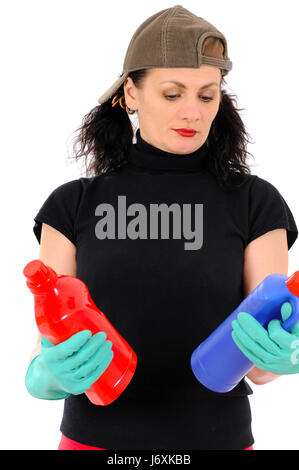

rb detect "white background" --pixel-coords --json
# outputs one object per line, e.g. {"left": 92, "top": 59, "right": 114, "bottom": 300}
{"left": 1, "top": 0, "right": 298, "bottom": 450}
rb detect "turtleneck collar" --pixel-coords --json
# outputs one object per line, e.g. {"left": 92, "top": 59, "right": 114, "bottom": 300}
{"left": 127, "top": 128, "right": 209, "bottom": 172}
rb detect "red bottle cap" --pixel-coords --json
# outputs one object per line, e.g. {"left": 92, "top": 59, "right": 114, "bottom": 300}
{"left": 23, "top": 260, "right": 49, "bottom": 285}
{"left": 286, "top": 271, "right": 299, "bottom": 297}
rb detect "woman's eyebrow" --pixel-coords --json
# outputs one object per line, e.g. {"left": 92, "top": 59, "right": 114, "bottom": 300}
{"left": 159, "top": 80, "right": 219, "bottom": 89}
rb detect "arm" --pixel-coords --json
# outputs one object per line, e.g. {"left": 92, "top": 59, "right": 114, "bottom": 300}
{"left": 26, "top": 223, "right": 113, "bottom": 400}
{"left": 28, "top": 222, "right": 77, "bottom": 362}
{"left": 243, "top": 228, "right": 288, "bottom": 385}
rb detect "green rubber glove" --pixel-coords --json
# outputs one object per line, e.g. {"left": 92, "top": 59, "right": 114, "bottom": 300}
{"left": 231, "top": 302, "right": 299, "bottom": 375}
{"left": 25, "top": 330, "right": 114, "bottom": 400}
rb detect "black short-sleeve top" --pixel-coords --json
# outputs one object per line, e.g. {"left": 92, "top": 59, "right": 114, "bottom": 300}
{"left": 32, "top": 128, "right": 298, "bottom": 450}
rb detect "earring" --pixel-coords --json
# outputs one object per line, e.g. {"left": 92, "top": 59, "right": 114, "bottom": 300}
{"left": 111, "top": 93, "right": 136, "bottom": 115}
{"left": 126, "top": 105, "right": 136, "bottom": 115}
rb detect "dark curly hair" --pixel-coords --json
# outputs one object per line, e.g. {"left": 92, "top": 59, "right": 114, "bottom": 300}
{"left": 69, "top": 69, "right": 255, "bottom": 190}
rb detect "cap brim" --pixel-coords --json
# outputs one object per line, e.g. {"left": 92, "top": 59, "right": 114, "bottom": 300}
{"left": 97, "top": 72, "right": 129, "bottom": 104}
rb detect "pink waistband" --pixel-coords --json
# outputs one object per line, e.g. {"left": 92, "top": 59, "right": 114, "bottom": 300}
{"left": 58, "top": 434, "right": 106, "bottom": 450}
{"left": 58, "top": 434, "right": 253, "bottom": 450}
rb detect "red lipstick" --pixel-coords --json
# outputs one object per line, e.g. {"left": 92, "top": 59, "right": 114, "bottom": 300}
{"left": 173, "top": 128, "right": 197, "bottom": 137}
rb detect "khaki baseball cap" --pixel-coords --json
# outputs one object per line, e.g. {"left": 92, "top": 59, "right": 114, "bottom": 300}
{"left": 97, "top": 4, "right": 232, "bottom": 104}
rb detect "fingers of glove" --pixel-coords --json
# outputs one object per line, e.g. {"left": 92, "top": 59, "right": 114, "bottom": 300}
{"left": 279, "top": 302, "right": 299, "bottom": 336}
{"left": 233, "top": 312, "right": 281, "bottom": 356}
{"left": 267, "top": 318, "right": 298, "bottom": 350}
{"left": 232, "top": 317, "right": 279, "bottom": 360}
{"left": 280, "top": 302, "right": 293, "bottom": 322}
{"left": 70, "top": 338, "right": 113, "bottom": 379}
{"left": 44, "top": 330, "right": 92, "bottom": 363}
{"left": 85, "top": 348, "right": 114, "bottom": 386}
{"left": 69, "top": 349, "right": 114, "bottom": 395}
{"left": 231, "top": 330, "right": 269, "bottom": 370}
{"left": 63, "top": 332, "right": 109, "bottom": 371}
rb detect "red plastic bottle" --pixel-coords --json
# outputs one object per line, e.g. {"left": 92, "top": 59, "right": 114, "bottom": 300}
{"left": 23, "top": 259, "right": 137, "bottom": 406}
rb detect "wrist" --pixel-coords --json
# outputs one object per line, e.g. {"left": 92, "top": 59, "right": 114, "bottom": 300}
{"left": 246, "top": 366, "right": 281, "bottom": 385}
{"left": 25, "top": 355, "right": 70, "bottom": 400}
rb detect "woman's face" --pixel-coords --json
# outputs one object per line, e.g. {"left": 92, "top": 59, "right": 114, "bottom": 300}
{"left": 123, "top": 66, "right": 222, "bottom": 154}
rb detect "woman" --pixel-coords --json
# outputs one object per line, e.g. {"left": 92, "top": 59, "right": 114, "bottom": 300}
{"left": 25, "top": 5, "right": 298, "bottom": 450}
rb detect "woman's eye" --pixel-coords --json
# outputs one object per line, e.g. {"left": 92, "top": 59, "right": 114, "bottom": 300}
{"left": 165, "top": 94, "right": 213, "bottom": 102}
{"left": 165, "top": 95, "right": 178, "bottom": 100}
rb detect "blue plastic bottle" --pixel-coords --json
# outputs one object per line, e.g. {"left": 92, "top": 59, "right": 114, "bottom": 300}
{"left": 191, "top": 271, "right": 299, "bottom": 393}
